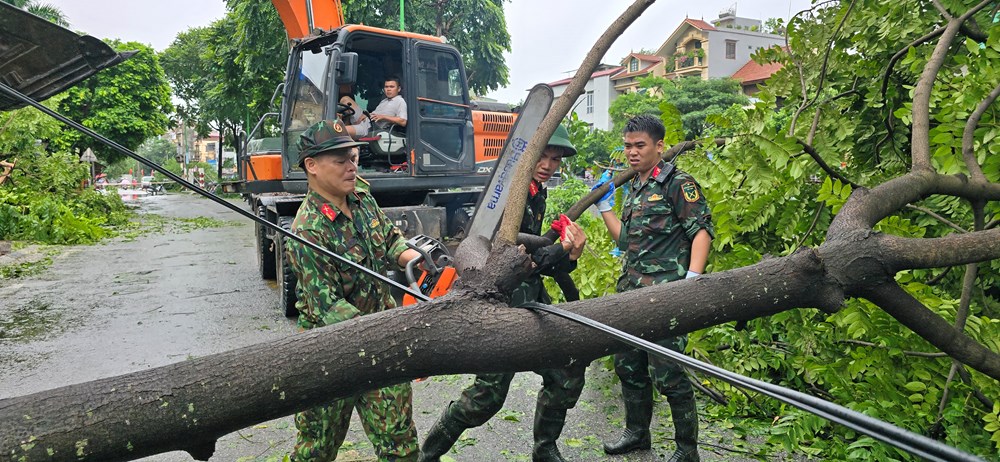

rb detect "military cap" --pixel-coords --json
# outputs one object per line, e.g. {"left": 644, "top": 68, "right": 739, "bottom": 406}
{"left": 547, "top": 124, "right": 577, "bottom": 157}
{"left": 296, "top": 119, "right": 366, "bottom": 167}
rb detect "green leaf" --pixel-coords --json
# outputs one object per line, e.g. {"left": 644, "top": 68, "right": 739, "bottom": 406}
{"left": 903, "top": 382, "right": 926, "bottom": 392}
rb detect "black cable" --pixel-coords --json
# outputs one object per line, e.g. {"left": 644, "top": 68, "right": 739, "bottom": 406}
{"left": 0, "top": 82, "right": 429, "bottom": 303}
{"left": 516, "top": 302, "right": 985, "bottom": 462}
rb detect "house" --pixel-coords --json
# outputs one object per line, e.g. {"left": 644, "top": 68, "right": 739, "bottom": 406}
{"left": 611, "top": 53, "right": 665, "bottom": 94}
{"left": 654, "top": 9, "right": 785, "bottom": 81}
{"left": 545, "top": 8, "right": 786, "bottom": 130}
{"left": 730, "top": 59, "right": 784, "bottom": 97}
{"left": 164, "top": 126, "right": 225, "bottom": 164}
{"left": 548, "top": 64, "right": 623, "bottom": 130}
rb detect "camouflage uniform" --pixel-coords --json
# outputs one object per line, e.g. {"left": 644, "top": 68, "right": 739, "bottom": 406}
{"left": 286, "top": 181, "right": 419, "bottom": 461}
{"left": 608, "top": 160, "right": 713, "bottom": 460}
{"left": 421, "top": 179, "right": 586, "bottom": 462}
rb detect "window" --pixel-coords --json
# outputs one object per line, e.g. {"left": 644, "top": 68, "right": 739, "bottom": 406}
{"left": 205, "top": 142, "right": 216, "bottom": 153}
{"left": 585, "top": 91, "right": 594, "bottom": 114}
{"left": 726, "top": 40, "right": 737, "bottom": 59}
{"left": 629, "top": 58, "right": 638, "bottom": 72}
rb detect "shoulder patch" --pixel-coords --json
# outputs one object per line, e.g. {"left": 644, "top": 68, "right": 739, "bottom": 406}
{"left": 681, "top": 181, "right": 700, "bottom": 203}
{"left": 320, "top": 203, "right": 338, "bottom": 221}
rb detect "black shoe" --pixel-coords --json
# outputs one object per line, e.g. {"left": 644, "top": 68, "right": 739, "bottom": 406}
{"left": 532, "top": 444, "right": 567, "bottom": 462}
{"left": 602, "top": 427, "right": 651, "bottom": 455}
{"left": 418, "top": 403, "right": 466, "bottom": 462}
{"left": 532, "top": 403, "right": 569, "bottom": 462}
{"left": 665, "top": 447, "right": 700, "bottom": 462}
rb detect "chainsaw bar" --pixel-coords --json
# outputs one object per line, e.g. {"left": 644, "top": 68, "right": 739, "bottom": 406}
{"left": 465, "top": 83, "right": 554, "bottom": 242}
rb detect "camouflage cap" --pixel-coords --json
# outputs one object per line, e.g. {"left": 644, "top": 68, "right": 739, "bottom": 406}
{"left": 296, "top": 120, "right": 366, "bottom": 167}
{"left": 547, "top": 124, "right": 576, "bottom": 157}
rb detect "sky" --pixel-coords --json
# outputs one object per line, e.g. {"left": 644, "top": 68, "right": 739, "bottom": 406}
{"left": 43, "top": 0, "right": 812, "bottom": 103}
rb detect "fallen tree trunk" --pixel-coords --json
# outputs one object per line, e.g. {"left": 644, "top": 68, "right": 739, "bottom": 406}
{"left": 1, "top": 247, "right": 835, "bottom": 462}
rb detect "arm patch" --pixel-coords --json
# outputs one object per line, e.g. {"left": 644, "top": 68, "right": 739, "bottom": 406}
{"left": 681, "top": 181, "right": 700, "bottom": 203}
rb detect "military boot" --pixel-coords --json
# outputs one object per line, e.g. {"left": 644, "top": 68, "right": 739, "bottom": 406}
{"left": 418, "top": 403, "right": 467, "bottom": 462}
{"left": 665, "top": 395, "right": 699, "bottom": 462}
{"left": 532, "top": 402, "right": 568, "bottom": 462}
{"left": 603, "top": 386, "right": 653, "bottom": 455}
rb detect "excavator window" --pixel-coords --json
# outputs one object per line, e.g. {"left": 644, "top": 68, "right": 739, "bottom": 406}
{"left": 286, "top": 48, "right": 329, "bottom": 167}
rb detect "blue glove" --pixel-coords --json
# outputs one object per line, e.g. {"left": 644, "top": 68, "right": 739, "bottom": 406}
{"left": 686, "top": 270, "right": 700, "bottom": 279}
{"left": 591, "top": 170, "right": 615, "bottom": 212}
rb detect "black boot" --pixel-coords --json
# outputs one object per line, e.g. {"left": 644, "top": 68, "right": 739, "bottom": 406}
{"left": 532, "top": 402, "right": 568, "bottom": 462}
{"left": 603, "top": 386, "right": 653, "bottom": 455}
{"left": 418, "top": 403, "right": 467, "bottom": 462}
{"left": 665, "top": 395, "right": 699, "bottom": 462}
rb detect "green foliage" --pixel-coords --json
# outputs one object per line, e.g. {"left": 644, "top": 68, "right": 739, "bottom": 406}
{"left": 608, "top": 76, "right": 748, "bottom": 139}
{"left": 52, "top": 40, "right": 172, "bottom": 164}
{"left": 2, "top": 0, "right": 69, "bottom": 26}
{"left": 0, "top": 143, "right": 129, "bottom": 244}
{"left": 564, "top": 1, "right": 1000, "bottom": 459}
{"left": 542, "top": 178, "right": 621, "bottom": 303}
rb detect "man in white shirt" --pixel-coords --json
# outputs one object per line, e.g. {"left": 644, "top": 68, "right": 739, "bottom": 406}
{"left": 341, "top": 76, "right": 407, "bottom": 139}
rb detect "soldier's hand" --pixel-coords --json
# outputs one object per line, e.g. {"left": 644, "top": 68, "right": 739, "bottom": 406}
{"left": 566, "top": 222, "right": 586, "bottom": 260}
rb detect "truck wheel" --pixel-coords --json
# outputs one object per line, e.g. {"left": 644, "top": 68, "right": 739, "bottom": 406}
{"left": 275, "top": 217, "right": 299, "bottom": 318}
{"left": 256, "top": 205, "right": 276, "bottom": 280}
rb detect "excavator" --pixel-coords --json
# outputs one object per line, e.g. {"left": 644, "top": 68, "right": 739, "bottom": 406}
{"left": 242, "top": 0, "right": 523, "bottom": 315}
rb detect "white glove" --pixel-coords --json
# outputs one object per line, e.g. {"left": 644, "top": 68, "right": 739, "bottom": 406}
{"left": 686, "top": 270, "right": 700, "bottom": 279}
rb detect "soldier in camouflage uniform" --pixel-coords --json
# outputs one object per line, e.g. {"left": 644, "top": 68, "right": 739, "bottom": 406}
{"left": 595, "top": 114, "right": 713, "bottom": 462}
{"left": 285, "top": 119, "right": 423, "bottom": 461}
{"left": 420, "top": 124, "right": 588, "bottom": 462}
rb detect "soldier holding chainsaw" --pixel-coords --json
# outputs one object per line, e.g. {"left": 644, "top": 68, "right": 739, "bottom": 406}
{"left": 285, "top": 119, "right": 423, "bottom": 462}
{"left": 420, "top": 124, "right": 588, "bottom": 462}
{"left": 595, "top": 114, "right": 713, "bottom": 462}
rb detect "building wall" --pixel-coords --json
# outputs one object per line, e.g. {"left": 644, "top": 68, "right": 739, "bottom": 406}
{"left": 706, "top": 29, "right": 783, "bottom": 78}
{"left": 552, "top": 74, "right": 617, "bottom": 130}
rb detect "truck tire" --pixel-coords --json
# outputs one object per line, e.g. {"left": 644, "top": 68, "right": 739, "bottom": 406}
{"left": 256, "top": 205, "right": 276, "bottom": 280}
{"left": 275, "top": 217, "right": 299, "bottom": 318}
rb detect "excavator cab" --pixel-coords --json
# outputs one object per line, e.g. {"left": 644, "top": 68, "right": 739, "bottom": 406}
{"left": 277, "top": 26, "right": 482, "bottom": 198}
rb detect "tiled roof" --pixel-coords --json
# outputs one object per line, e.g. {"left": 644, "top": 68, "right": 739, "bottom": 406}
{"left": 548, "top": 66, "right": 624, "bottom": 87}
{"left": 684, "top": 18, "right": 717, "bottom": 31}
{"left": 731, "top": 59, "right": 783, "bottom": 84}
{"left": 611, "top": 62, "right": 660, "bottom": 81}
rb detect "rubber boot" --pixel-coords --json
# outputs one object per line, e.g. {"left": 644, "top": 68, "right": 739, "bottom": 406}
{"left": 665, "top": 395, "right": 699, "bottom": 462}
{"left": 418, "top": 403, "right": 467, "bottom": 462}
{"left": 532, "top": 402, "right": 568, "bottom": 462}
{"left": 603, "top": 386, "right": 653, "bottom": 455}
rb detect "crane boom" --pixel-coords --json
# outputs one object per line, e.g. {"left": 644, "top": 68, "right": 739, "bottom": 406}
{"left": 271, "top": 0, "right": 345, "bottom": 40}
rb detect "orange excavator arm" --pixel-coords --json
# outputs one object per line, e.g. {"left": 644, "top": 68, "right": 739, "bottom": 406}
{"left": 271, "top": 0, "right": 345, "bottom": 40}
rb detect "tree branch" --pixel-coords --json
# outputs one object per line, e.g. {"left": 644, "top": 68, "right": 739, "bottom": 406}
{"left": 905, "top": 204, "right": 967, "bottom": 234}
{"left": 863, "top": 282, "right": 1000, "bottom": 380}
{"left": 931, "top": 0, "right": 953, "bottom": 19}
{"left": 911, "top": 0, "right": 994, "bottom": 170}
{"left": 837, "top": 339, "right": 948, "bottom": 358}
{"left": 797, "top": 139, "right": 859, "bottom": 188}
{"left": 495, "top": 0, "right": 656, "bottom": 243}
{"left": 880, "top": 228, "right": 1000, "bottom": 271}
{"left": 788, "top": 0, "right": 856, "bottom": 138}
{"left": 961, "top": 81, "right": 1000, "bottom": 181}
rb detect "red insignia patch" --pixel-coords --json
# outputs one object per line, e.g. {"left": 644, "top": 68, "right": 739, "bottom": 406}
{"left": 320, "top": 203, "right": 338, "bottom": 221}
{"left": 529, "top": 181, "right": 540, "bottom": 197}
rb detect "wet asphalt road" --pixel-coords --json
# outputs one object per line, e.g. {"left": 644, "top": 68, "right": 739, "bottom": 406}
{"left": 0, "top": 192, "right": 783, "bottom": 462}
